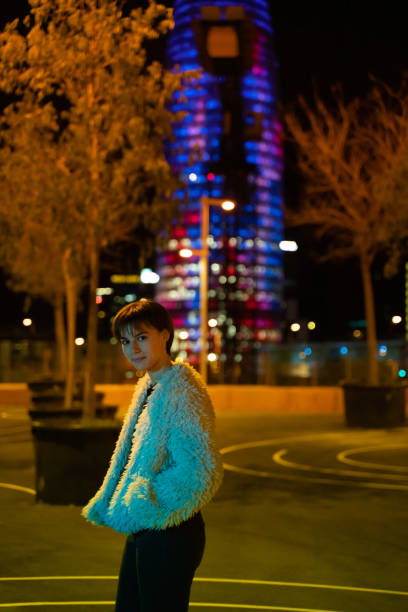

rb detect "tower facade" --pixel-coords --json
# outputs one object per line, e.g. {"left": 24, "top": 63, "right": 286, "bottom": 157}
{"left": 155, "top": 1, "right": 284, "bottom": 382}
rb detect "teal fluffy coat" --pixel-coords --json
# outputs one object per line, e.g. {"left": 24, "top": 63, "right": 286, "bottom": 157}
{"left": 82, "top": 361, "right": 223, "bottom": 534}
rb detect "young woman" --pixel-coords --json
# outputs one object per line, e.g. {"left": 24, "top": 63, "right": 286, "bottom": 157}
{"left": 82, "top": 299, "right": 223, "bottom": 611}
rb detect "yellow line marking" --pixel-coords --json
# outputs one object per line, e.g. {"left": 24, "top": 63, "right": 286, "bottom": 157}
{"left": 337, "top": 445, "right": 408, "bottom": 473}
{"left": 195, "top": 577, "right": 408, "bottom": 597}
{"left": 0, "top": 603, "right": 113, "bottom": 608}
{"left": 220, "top": 434, "right": 343, "bottom": 455}
{"left": 222, "top": 462, "right": 281, "bottom": 479}
{"left": 0, "top": 482, "right": 35, "bottom": 495}
{"left": 220, "top": 436, "right": 408, "bottom": 491}
{"left": 273, "top": 449, "right": 408, "bottom": 481}
{"left": 190, "top": 605, "right": 340, "bottom": 611}
{"left": 0, "top": 604, "right": 340, "bottom": 611}
{"left": 1, "top": 576, "right": 407, "bottom": 597}
{"left": 223, "top": 460, "right": 408, "bottom": 491}
{"left": 0, "top": 577, "right": 117, "bottom": 581}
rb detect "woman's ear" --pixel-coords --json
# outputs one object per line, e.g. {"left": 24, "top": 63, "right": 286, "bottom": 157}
{"left": 162, "top": 329, "right": 170, "bottom": 343}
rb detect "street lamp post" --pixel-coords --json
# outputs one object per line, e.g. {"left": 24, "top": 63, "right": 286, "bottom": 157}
{"left": 199, "top": 197, "right": 210, "bottom": 384}
{"left": 180, "top": 196, "right": 235, "bottom": 384}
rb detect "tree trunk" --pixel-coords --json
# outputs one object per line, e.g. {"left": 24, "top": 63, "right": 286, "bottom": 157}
{"left": 54, "top": 291, "right": 66, "bottom": 381}
{"left": 62, "top": 249, "right": 78, "bottom": 409}
{"left": 83, "top": 241, "right": 99, "bottom": 420}
{"left": 360, "top": 251, "right": 379, "bottom": 386}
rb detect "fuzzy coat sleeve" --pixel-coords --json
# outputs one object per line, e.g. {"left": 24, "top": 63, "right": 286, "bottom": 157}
{"left": 81, "top": 379, "right": 148, "bottom": 526}
{"left": 122, "top": 379, "right": 223, "bottom": 528}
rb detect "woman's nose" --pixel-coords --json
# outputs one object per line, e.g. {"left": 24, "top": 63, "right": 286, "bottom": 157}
{"left": 132, "top": 340, "right": 141, "bottom": 352}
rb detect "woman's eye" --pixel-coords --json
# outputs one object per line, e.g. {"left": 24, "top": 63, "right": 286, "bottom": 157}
{"left": 120, "top": 335, "right": 146, "bottom": 344}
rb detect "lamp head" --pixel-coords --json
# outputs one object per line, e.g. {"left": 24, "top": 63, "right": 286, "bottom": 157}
{"left": 221, "top": 200, "right": 236, "bottom": 211}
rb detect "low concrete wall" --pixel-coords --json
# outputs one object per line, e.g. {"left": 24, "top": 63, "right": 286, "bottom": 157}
{"left": 2, "top": 383, "right": 406, "bottom": 421}
{"left": 0, "top": 383, "right": 30, "bottom": 406}
{"left": 0, "top": 383, "right": 345, "bottom": 419}
{"left": 96, "top": 385, "right": 346, "bottom": 419}
{"left": 207, "top": 385, "right": 344, "bottom": 415}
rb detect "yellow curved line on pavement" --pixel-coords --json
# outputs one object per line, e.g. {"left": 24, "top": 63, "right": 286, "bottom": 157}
{"left": 0, "top": 577, "right": 117, "bottom": 581}
{"left": 1, "top": 575, "right": 407, "bottom": 597}
{"left": 337, "top": 445, "right": 408, "bottom": 473}
{"left": 197, "top": 577, "right": 408, "bottom": 596}
{"left": 0, "top": 482, "right": 35, "bottom": 495}
{"left": 220, "top": 435, "right": 408, "bottom": 491}
{"left": 0, "top": 603, "right": 113, "bottom": 608}
{"left": 224, "top": 459, "right": 408, "bottom": 491}
{"left": 0, "top": 604, "right": 339, "bottom": 611}
{"left": 192, "top": 605, "right": 338, "bottom": 611}
{"left": 273, "top": 449, "right": 408, "bottom": 481}
{"left": 220, "top": 433, "right": 343, "bottom": 455}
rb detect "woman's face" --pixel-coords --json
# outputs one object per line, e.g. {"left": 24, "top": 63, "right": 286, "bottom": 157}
{"left": 119, "top": 322, "right": 171, "bottom": 373}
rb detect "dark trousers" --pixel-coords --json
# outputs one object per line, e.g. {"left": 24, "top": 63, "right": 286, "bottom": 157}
{"left": 115, "top": 511, "right": 205, "bottom": 612}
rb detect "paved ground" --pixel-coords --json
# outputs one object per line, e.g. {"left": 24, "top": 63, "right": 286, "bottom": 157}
{"left": 0, "top": 405, "right": 407, "bottom": 611}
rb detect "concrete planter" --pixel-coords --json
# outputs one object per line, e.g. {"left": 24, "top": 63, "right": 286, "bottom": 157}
{"left": 29, "top": 388, "right": 109, "bottom": 421}
{"left": 342, "top": 383, "right": 406, "bottom": 428}
{"left": 27, "top": 379, "right": 65, "bottom": 394}
{"left": 28, "top": 404, "right": 118, "bottom": 420}
{"left": 30, "top": 392, "right": 65, "bottom": 411}
{"left": 31, "top": 418, "right": 122, "bottom": 505}
{"left": 30, "top": 390, "right": 105, "bottom": 409}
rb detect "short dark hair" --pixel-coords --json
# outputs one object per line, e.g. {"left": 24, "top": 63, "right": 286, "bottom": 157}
{"left": 112, "top": 299, "right": 174, "bottom": 356}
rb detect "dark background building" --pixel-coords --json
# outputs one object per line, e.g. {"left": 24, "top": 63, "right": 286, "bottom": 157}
{"left": 156, "top": 0, "right": 283, "bottom": 380}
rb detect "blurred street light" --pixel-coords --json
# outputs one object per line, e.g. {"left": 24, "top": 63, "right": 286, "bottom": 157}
{"left": 379, "top": 345, "right": 387, "bottom": 356}
{"left": 140, "top": 268, "right": 160, "bottom": 284}
{"left": 221, "top": 200, "right": 235, "bottom": 211}
{"left": 279, "top": 240, "right": 298, "bottom": 252}
{"left": 180, "top": 248, "right": 193, "bottom": 258}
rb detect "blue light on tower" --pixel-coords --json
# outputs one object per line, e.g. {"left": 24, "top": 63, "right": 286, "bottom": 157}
{"left": 156, "top": 1, "right": 284, "bottom": 373}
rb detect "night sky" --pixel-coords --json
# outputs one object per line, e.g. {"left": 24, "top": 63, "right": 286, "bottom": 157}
{"left": 1, "top": 1, "right": 408, "bottom": 342}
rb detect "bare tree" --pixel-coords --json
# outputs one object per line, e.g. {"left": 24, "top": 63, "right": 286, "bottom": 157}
{"left": 284, "top": 83, "right": 408, "bottom": 386}
{"left": 0, "top": 100, "right": 88, "bottom": 405}
{"left": 0, "top": 0, "right": 194, "bottom": 417}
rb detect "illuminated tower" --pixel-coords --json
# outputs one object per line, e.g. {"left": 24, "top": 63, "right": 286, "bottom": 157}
{"left": 156, "top": 1, "right": 284, "bottom": 382}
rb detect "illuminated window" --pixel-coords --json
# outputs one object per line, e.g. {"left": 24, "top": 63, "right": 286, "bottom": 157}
{"left": 207, "top": 26, "right": 239, "bottom": 58}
